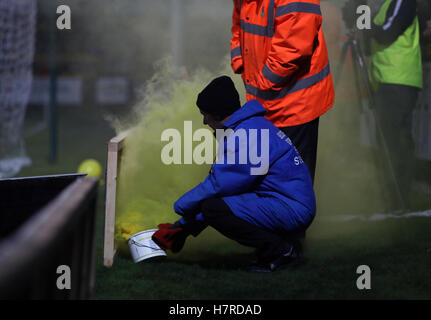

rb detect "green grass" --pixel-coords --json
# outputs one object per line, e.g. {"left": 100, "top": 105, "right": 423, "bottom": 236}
{"left": 18, "top": 104, "right": 431, "bottom": 300}
{"left": 94, "top": 217, "right": 431, "bottom": 300}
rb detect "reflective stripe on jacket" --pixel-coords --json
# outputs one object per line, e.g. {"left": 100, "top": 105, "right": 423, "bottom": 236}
{"left": 230, "top": 0, "right": 335, "bottom": 127}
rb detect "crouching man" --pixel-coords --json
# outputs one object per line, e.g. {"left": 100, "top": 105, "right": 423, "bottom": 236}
{"left": 152, "top": 76, "right": 316, "bottom": 272}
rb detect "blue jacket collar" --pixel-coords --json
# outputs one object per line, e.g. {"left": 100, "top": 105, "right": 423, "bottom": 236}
{"left": 223, "top": 100, "right": 266, "bottom": 128}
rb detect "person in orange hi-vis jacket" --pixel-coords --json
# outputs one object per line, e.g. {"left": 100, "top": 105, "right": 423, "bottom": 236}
{"left": 230, "top": 0, "right": 335, "bottom": 184}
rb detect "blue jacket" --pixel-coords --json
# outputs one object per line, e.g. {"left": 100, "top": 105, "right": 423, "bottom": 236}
{"left": 174, "top": 100, "right": 316, "bottom": 233}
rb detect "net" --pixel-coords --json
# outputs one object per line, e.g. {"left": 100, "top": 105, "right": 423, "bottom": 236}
{"left": 0, "top": 0, "right": 37, "bottom": 178}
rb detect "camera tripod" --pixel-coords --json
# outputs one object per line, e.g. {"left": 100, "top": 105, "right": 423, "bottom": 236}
{"left": 334, "top": 29, "right": 407, "bottom": 212}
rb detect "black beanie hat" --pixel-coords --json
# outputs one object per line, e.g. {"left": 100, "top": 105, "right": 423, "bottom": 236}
{"left": 196, "top": 76, "right": 241, "bottom": 119}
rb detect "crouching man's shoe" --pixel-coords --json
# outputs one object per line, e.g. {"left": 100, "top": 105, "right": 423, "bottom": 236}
{"left": 247, "top": 243, "right": 303, "bottom": 273}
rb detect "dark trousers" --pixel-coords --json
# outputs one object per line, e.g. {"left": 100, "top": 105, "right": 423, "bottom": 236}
{"left": 278, "top": 118, "right": 319, "bottom": 243}
{"left": 200, "top": 198, "right": 301, "bottom": 262}
{"left": 374, "top": 84, "right": 419, "bottom": 208}
{"left": 279, "top": 117, "right": 320, "bottom": 184}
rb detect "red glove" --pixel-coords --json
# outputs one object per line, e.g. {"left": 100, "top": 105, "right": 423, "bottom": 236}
{"left": 152, "top": 223, "right": 188, "bottom": 253}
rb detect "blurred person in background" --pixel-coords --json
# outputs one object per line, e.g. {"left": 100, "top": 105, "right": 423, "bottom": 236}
{"left": 343, "top": 0, "right": 423, "bottom": 210}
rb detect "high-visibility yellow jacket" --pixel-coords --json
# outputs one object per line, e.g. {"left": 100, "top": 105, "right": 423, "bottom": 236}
{"left": 371, "top": 0, "right": 423, "bottom": 89}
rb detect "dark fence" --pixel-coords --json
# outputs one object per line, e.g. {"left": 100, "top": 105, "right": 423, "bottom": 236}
{"left": 0, "top": 174, "right": 98, "bottom": 299}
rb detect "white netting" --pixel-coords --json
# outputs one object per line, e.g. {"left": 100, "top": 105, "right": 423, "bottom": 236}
{"left": 0, "top": 0, "right": 36, "bottom": 178}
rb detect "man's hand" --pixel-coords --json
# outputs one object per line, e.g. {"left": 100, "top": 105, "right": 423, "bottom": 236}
{"left": 152, "top": 223, "right": 189, "bottom": 253}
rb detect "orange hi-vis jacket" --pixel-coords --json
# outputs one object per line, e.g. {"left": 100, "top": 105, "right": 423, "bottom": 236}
{"left": 231, "top": 0, "right": 335, "bottom": 127}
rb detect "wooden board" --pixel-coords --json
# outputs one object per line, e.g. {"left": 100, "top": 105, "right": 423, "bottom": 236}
{"left": 0, "top": 175, "right": 99, "bottom": 299}
{"left": 103, "top": 132, "right": 128, "bottom": 267}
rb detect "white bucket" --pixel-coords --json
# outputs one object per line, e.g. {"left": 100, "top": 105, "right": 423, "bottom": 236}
{"left": 128, "top": 229, "right": 166, "bottom": 263}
